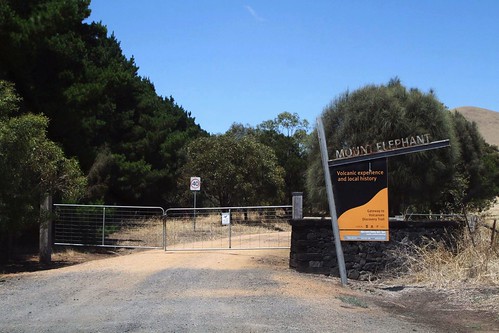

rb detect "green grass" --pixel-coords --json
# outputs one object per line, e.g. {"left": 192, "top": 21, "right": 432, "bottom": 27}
{"left": 337, "top": 295, "right": 368, "bottom": 308}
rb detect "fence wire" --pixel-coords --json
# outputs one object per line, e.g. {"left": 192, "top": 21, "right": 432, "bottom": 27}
{"left": 164, "top": 205, "right": 292, "bottom": 250}
{"left": 53, "top": 204, "right": 165, "bottom": 248}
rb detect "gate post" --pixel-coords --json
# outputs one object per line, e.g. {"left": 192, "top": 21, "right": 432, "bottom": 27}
{"left": 163, "top": 218, "right": 167, "bottom": 250}
{"left": 39, "top": 194, "right": 53, "bottom": 264}
{"left": 292, "top": 192, "right": 303, "bottom": 219}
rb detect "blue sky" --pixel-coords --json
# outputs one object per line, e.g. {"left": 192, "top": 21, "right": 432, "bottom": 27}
{"left": 88, "top": 1, "right": 499, "bottom": 134}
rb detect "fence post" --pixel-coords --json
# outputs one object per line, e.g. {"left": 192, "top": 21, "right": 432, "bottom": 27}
{"left": 492, "top": 219, "right": 497, "bottom": 247}
{"left": 163, "top": 218, "right": 167, "bottom": 251}
{"left": 39, "top": 194, "right": 52, "bottom": 264}
{"left": 292, "top": 192, "right": 303, "bottom": 220}
{"left": 228, "top": 209, "right": 232, "bottom": 249}
{"left": 102, "top": 207, "right": 106, "bottom": 246}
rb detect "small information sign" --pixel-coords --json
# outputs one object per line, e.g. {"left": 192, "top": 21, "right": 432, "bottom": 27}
{"left": 221, "top": 212, "right": 231, "bottom": 225}
{"left": 190, "top": 177, "right": 201, "bottom": 191}
{"left": 341, "top": 230, "right": 388, "bottom": 241}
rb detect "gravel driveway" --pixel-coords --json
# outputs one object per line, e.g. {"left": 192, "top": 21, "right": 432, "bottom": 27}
{"left": 0, "top": 249, "right": 437, "bottom": 332}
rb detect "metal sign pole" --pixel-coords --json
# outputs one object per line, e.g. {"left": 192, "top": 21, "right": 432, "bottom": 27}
{"left": 317, "top": 117, "right": 348, "bottom": 286}
{"left": 190, "top": 177, "right": 201, "bottom": 231}
{"left": 228, "top": 209, "right": 232, "bottom": 249}
{"left": 193, "top": 191, "right": 197, "bottom": 231}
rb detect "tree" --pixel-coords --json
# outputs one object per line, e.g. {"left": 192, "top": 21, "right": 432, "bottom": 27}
{"left": 255, "top": 112, "right": 310, "bottom": 197}
{"left": 179, "top": 134, "right": 285, "bottom": 207}
{"left": 0, "top": 0, "right": 205, "bottom": 206}
{"left": 306, "top": 79, "right": 467, "bottom": 215}
{"left": 257, "top": 111, "right": 310, "bottom": 138}
{"left": 447, "top": 111, "right": 499, "bottom": 211}
{"left": 0, "top": 80, "right": 86, "bottom": 262}
{"left": 227, "top": 112, "right": 311, "bottom": 198}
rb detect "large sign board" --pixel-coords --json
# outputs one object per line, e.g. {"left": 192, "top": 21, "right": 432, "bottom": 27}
{"left": 317, "top": 116, "right": 450, "bottom": 285}
{"left": 332, "top": 158, "right": 389, "bottom": 241}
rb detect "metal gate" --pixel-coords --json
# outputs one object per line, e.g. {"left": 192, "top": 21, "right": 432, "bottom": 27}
{"left": 53, "top": 204, "right": 165, "bottom": 249}
{"left": 164, "top": 205, "right": 292, "bottom": 250}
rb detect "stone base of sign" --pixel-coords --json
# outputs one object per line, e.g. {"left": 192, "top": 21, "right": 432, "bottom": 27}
{"left": 289, "top": 218, "right": 461, "bottom": 280}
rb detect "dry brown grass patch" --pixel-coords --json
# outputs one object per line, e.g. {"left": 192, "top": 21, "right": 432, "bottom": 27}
{"left": 392, "top": 224, "right": 498, "bottom": 288}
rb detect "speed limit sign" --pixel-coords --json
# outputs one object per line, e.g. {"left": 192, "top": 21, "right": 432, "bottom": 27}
{"left": 190, "top": 177, "right": 201, "bottom": 191}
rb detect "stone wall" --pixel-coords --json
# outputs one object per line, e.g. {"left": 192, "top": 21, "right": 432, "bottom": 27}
{"left": 289, "top": 218, "right": 461, "bottom": 280}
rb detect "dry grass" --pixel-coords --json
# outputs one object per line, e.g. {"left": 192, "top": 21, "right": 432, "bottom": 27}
{"left": 455, "top": 106, "right": 499, "bottom": 147}
{"left": 165, "top": 214, "right": 291, "bottom": 249}
{"left": 109, "top": 218, "right": 164, "bottom": 247}
{"left": 382, "top": 215, "right": 499, "bottom": 315}
{"left": 389, "top": 199, "right": 499, "bottom": 288}
{"left": 392, "top": 224, "right": 498, "bottom": 288}
{"left": 107, "top": 214, "right": 291, "bottom": 249}
{"left": 411, "top": 228, "right": 499, "bottom": 287}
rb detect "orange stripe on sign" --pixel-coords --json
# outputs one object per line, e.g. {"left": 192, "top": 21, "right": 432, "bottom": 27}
{"left": 337, "top": 188, "right": 388, "bottom": 230}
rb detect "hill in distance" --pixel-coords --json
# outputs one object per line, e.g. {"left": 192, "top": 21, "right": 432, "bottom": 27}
{"left": 454, "top": 106, "right": 499, "bottom": 147}
{"left": 455, "top": 107, "right": 499, "bottom": 215}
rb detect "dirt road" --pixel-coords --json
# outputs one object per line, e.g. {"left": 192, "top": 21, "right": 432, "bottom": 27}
{"left": 0, "top": 249, "right": 444, "bottom": 332}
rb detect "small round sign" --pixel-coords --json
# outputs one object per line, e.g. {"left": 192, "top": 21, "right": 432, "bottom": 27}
{"left": 190, "top": 177, "right": 201, "bottom": 191}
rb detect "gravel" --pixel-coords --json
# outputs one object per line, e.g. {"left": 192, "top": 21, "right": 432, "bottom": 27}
{"left": 0, "top": 249, "right": 438, "bottom": 332}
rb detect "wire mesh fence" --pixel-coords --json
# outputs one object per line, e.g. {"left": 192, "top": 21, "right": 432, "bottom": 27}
{"left": 394, "top": 213, "right": 465, "bottom": 222}
{"left": 164, "top": 205, "right": 292, "bottom": 250}
{"left": 53, "top": 204, "right": 165, "bottom": 248}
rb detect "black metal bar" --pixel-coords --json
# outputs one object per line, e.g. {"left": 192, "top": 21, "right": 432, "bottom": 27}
{"left": 329, "top": 139, "right": 450, "bottom": 167}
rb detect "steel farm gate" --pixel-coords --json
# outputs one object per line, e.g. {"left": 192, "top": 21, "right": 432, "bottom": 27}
{"left": 163, "top": 205, "right": 293, "bottom": 251}
{"left": 53, "top": 202, "right": 298, "bottom": 251}
{"left": 53, "top": 204, "right": 165, "bottom": 249}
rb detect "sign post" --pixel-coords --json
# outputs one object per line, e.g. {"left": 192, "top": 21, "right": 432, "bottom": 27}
{"left": 190, "top": 177, "right": 201, "bottom": 230}
{"left": 317, "top": 117, "right": 348, "bottom": 285}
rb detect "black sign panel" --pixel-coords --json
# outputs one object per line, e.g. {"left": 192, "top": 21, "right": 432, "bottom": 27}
{"left": 331, "top": 158, "right": 389, "bottom": 241}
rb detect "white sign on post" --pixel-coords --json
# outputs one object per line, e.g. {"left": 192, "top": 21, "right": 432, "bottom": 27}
{"left": 221, "top": 212, "right": 230, "bottom": 225}
{"left": 190, "top": 177, "right": 201, "bottom": 191}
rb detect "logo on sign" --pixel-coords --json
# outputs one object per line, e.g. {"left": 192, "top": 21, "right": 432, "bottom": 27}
{"left": 190, "top": 177, "right": 201, "bottom": 191}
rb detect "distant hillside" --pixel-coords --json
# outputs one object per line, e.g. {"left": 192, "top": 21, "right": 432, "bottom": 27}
{"left": 454, "top": 106, "right": 499, "bottom": 147}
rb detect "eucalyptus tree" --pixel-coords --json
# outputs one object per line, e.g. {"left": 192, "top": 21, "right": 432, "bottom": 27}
{"left": 179, "top": 134, "right": 285, "bottom": 207}
{"left": 227, "top": 112, "right": 311, "bottom": 198}
{"left": 255, "top": 112, "right": 310, "bottom": 197}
